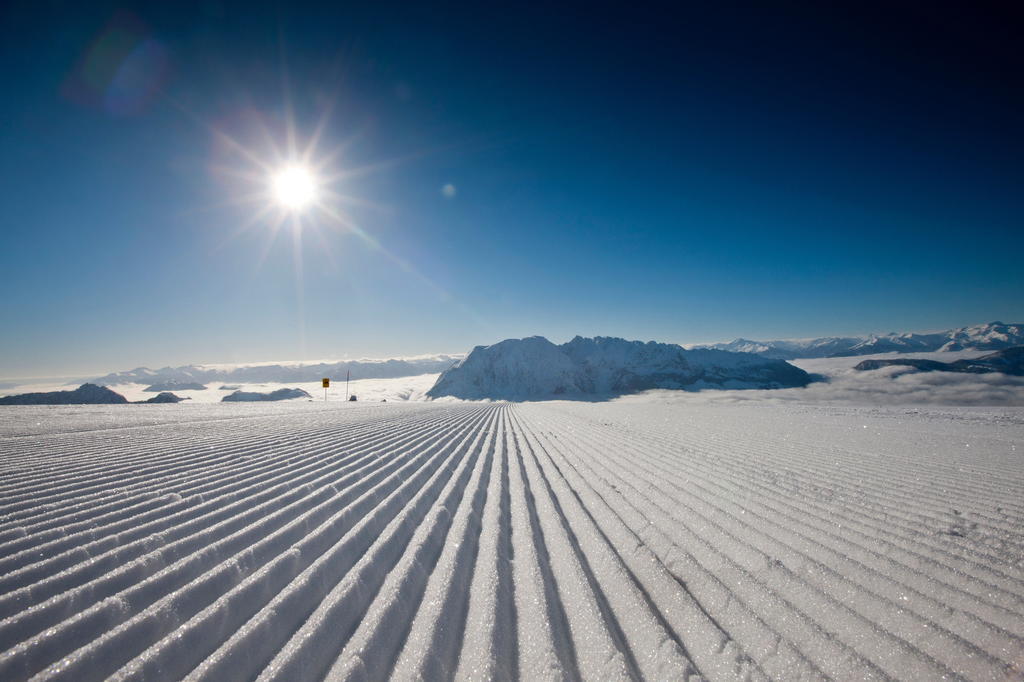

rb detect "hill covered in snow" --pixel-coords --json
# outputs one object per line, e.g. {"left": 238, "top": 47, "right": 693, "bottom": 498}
{"left": 93, "top": 354, "right": 462, "bottom": 386}
{"left": 427, "top": 336, "right": 811, "bottom": 400}
{"left": 699, "top": 321, "right": 1024, "bottom": 359}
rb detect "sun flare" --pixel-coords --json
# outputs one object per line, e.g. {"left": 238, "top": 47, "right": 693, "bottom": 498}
{"left": 271, "top": 165, "right": 317, "bottom": 211}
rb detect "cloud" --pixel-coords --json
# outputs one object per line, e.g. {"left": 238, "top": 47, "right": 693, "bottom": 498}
{"left": 624, "top": 366, "right": 1024, "bottom": 407}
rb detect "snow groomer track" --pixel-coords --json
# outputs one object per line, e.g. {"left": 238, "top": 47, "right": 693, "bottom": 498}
{"left": 1, "top": 400, "right": 1022, "bottom": 681}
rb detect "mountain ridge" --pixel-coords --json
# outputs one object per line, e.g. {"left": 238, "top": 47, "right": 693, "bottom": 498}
{"left": 0, "top": 383, "right": 128, "bottom": 405}
{"left": 699, "top": 321, "right": 1024, "bottom": 359}
{"left": 93, "top": 355, "right": 463, "bottom": 386}
{"left": 427, "top": 336, "right": 811, "bottom": 400}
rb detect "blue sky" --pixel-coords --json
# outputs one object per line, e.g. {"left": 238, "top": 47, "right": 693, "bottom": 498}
{"left": 1, "top": 2, "right": 1022, "bottom": 377}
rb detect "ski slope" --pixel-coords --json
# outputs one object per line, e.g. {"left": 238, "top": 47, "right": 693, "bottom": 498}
{"left": 0, "top": 400, "right": 1022, "bottom": 680}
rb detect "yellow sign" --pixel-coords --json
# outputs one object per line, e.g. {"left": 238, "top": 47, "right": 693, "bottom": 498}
{"left": 322, "top": 378, "right": 330, "bottom": 388}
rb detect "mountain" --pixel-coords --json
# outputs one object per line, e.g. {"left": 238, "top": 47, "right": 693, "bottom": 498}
{"left": 144, "top": 381, "right": 207, "bottom": 392}
{"left": 831, "top": 332, "right": 948, "bottom": 356}
{"left": 939, "top": 322, "right": 1024, "bottom": 351}
{"left": 0, "top": 383, "right": 128, "bottom": 405}
{"left": 708, "top": 337, "right": 862, "bottom": 360}
{"left": 699, "top": 321, "right": 1024, "bottom": 359}
{"left": 855, "top": 346, "right": 1024, "bottom": 375}
{"left": 222, "top": 388, "right": 312, "bottom": 402}
{"left": 93, "top": 355, "right": 463, "bottom": 386}
{"left": 137, "top": 392, "right": 189, "bottom": 403}
{"left": 427, "top": 336, "right": 811, "bottom": 400}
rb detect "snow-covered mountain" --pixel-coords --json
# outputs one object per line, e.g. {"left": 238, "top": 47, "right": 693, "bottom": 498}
{"left": 427, "top": 336, "right": 811, "bottom": 400}
{"left": 93, "top": 354, "right": 462, "bottom": 386}
{"left": 710, "top": 336, "right": 862, "bottom": 359}
{"left": 937, "top": 322, "right": 1024, "bottom": 351}
{"left": 699, "top": 321, "right": 1024, "bottom": 359}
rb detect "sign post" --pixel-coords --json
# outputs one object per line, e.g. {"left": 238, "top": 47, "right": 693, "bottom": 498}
{"left": 345, "top": 370, "right": 350, "bottom": 402}
{"left": 322, "top": 377, "right": 330, "bottom": 402}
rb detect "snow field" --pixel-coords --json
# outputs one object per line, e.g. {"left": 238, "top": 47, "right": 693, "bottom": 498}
{"left": 0, "top": 400, "right": 1022, "bottom": 680}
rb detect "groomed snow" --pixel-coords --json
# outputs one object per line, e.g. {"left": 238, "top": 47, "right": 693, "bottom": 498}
{"left": 0, "top": 399, "right": 1022, "bottom": 680}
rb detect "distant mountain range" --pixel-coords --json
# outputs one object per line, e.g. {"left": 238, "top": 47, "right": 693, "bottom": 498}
{"left": 698, "top": 321, "right": 1024, "bottom": 360}
{"left": 143, "top": 381, "right": 207, "bottom": 392}
{"left": 427, "top": 336, "right": 811, "bottom": 400}
{"left": 0, "top": 383, "right": 314, "bottom": 405}
{"left": 0, "top": 383, "right": 128, "bottom": 405}
{"left": 222, "top": 388, "right": 312, "bottom": 402}
{"left": 93, "top": 355, "right": 463, "bottom": 386}
{"left": 854, "top": 347, "right": 1024, "bottom": 375}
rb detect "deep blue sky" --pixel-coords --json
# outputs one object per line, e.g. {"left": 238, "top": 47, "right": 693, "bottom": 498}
{"left": 2, "top": 1, "right": 1022, "bottom": 377}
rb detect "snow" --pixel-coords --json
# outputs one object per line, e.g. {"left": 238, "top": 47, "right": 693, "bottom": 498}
{"left": 0, "top": 398, "right": 1021, "bottom": 680}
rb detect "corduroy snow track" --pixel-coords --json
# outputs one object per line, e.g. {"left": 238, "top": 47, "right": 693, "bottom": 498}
{"left": 0, "top": 400, "right": 1022, "bottom": 681}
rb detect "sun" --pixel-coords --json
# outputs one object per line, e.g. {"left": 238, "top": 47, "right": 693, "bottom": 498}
{"left": 271, "top": 165, "right": 317, "bottom": 211}
{"left": 198, "top": 100, "right": 458, "bottom": 319}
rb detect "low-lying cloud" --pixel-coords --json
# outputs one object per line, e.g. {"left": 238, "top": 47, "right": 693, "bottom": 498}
{"left": 629, "top": 366, "right": 1024, "bottom": 406}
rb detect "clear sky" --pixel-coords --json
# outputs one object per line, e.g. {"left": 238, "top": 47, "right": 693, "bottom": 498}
{"left": 1, "top": 2, "right": 1022, "bottom": 378}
